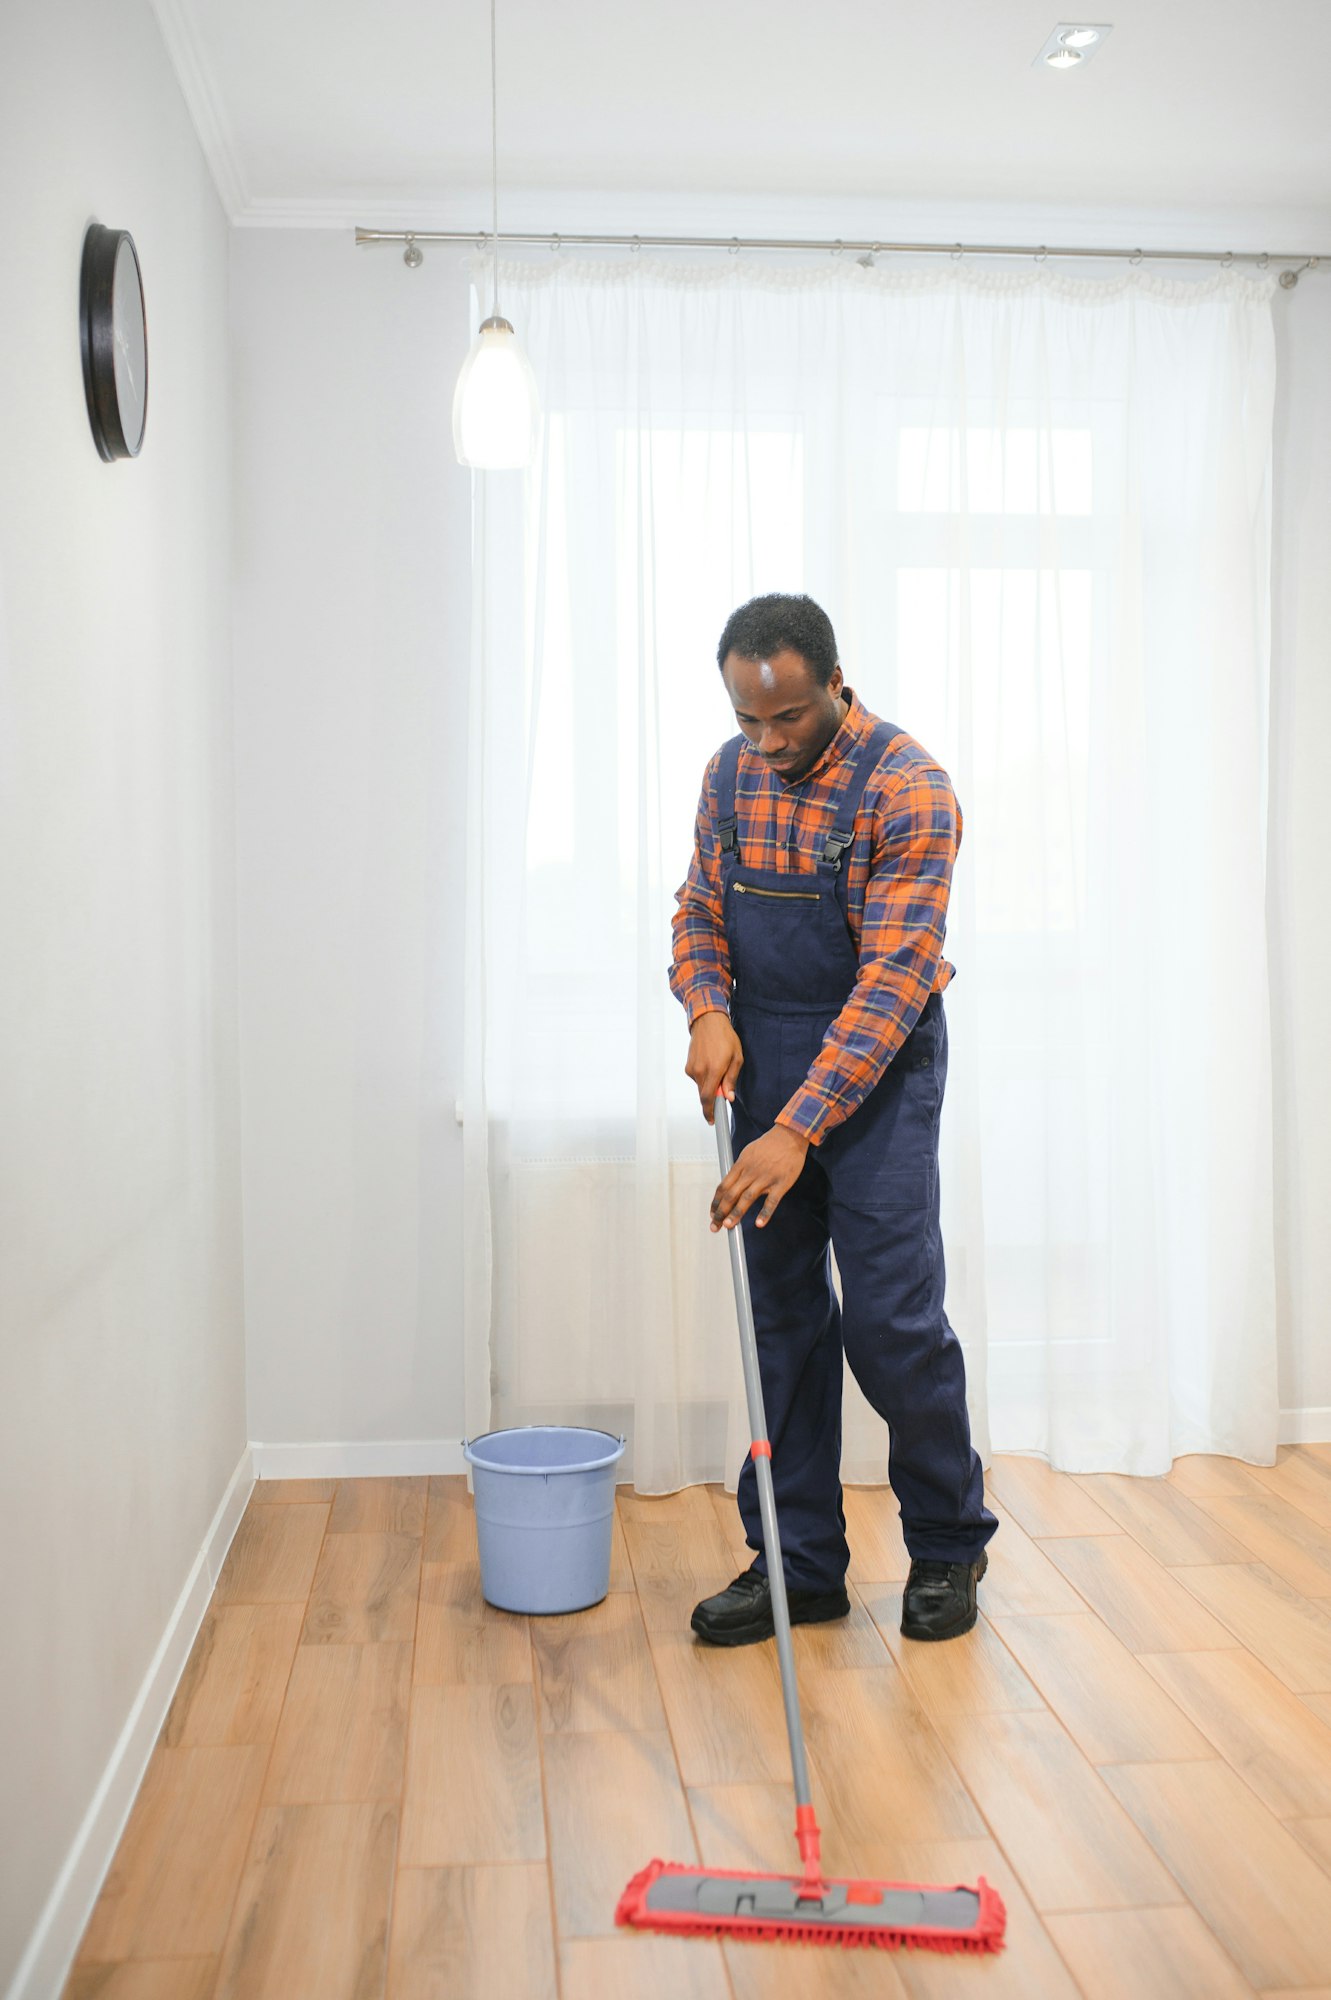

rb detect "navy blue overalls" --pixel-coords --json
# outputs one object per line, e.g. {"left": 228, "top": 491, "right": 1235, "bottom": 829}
{"left": 717, "top": 724, "right": 998, "bottom": 1587}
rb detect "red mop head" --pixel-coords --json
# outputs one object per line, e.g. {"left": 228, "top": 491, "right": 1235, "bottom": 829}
{"left": 616, "top": 1857, "right": 1007, "bottom": 1954}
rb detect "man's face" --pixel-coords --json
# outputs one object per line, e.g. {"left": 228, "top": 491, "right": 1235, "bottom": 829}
{"left": 721, "top": 647, "right": 846, "bottom": 782}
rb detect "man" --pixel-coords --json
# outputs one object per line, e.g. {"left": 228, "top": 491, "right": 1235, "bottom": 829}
{"left": 670, "top": 592, "right": 996, "bottom": 1645}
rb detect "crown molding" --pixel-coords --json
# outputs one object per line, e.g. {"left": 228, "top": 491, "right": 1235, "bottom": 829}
{"left": 149, "top": 0, "right": 250, "bottom": 221}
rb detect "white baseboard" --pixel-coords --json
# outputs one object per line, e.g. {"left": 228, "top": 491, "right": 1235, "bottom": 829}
{"left": 1279, "top": 1406, "right": 1331, "bottom": 1444}
{"left": 8, "top": 1446, "right": 254, "bottom": 2000}
{"left": 250, "top": 1437, "right": 468, "bottom": 1478}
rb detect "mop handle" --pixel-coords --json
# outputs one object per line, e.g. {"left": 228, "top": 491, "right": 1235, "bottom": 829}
{"left": 714, "top": 1103, "right": 816, "bottom": 1827}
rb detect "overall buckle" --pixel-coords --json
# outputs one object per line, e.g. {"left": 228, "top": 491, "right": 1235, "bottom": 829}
{"left": 820, "top": 829, "right": 854, "bottom": 873}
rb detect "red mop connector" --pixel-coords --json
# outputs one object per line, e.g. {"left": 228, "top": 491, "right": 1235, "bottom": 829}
{"left": 750, "top": 1439, "right": 772, "bottom": 1460}
{"left": 794, "top": 1803, "right": 824, "bottom": 1896}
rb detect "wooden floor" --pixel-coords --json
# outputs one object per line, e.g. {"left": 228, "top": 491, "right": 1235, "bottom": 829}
{"left": 65, "top": 1446, "right": 1331, "bottom": 2000}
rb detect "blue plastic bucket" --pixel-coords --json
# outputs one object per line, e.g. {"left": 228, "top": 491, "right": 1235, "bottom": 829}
{"left": 462, "top": 1426, "right": 627, "bottom": 1614}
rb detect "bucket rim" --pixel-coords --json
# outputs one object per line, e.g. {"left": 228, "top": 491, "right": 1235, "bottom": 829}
{"left": 462, "top": 1424, "right": 627, "bottom": 1476}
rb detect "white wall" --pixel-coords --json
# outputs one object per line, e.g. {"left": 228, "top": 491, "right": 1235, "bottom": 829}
{"left": 0, "top": 4, "right": 245, "bottom": 1992}
{"left": 230, "top": 232, "right": 472, "bottom": 1455}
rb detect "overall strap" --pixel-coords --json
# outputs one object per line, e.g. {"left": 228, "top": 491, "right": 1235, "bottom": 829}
{"left": 817, "top": 721, "right": 896, "bottom": 876}
{"left": 714, "top": 733, "right": 745, "bottom": 867}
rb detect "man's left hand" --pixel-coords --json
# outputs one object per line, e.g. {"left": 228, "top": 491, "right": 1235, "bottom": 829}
{"left": 710, "top": 1123, "right": 810, "bottom": 1232}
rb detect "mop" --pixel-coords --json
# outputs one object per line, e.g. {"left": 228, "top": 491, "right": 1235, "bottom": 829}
{"left": 616, "top": 1101, "right": 1006, "bottom": 1953}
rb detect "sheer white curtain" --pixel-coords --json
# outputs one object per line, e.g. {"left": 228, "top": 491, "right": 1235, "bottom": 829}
{"left": 461, "top": 257, "right": 1279, "bottom": 1488}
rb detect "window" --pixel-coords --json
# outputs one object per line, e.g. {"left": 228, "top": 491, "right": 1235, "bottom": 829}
{"left": 499, "top": 396, "right": 1119, "bottom": 1124}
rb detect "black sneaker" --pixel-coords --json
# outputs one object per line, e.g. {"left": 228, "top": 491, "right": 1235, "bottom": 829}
{"left": 900, "top": 1551, "right": 989, "bottom": 1642}
{"left": 690, "top": 1568, "right": 851, "bottom": 1647}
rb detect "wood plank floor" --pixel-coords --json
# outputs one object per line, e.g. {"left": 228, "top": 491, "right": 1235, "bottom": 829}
{"left": 65, "top": 1448, "right": 1331, "bottom": 2000}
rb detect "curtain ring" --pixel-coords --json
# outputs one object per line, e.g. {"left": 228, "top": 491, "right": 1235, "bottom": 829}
{"left": 951, "top": 243, "right": 964, "bottom": 260}
{"left": 631, "top": 235, "right": 642, "bottom": 254}
{"left": 831, "top": 239, "right": 843, "bottom": 256}
{"left": 1129, "top": 249, "right": 1143, "bottom": 265}
{"left": 729, "top": 237, "right": 741, "bottom": 255}
{"left": 1034, "top": 246, "right": 1048, "bottom": 263}
{"left": 550, "top": 233, "right": 561, "bottom": 254}
{"left": 1221, "top": 251, "right": 1234, "bottom": 269}
{"left": 1257, "top": 252, "right": 1270, "bottom": 269}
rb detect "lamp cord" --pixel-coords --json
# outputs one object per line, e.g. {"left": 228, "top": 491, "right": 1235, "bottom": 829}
{"left": 490, "top": 0, "right": 499, "bottom": 316}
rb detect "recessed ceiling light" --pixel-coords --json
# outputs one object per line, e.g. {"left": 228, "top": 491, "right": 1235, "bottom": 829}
{"left": 1033, "top": 22, "right": 1113, "bottom": 69}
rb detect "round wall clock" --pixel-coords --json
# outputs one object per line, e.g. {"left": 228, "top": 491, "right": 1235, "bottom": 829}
{"left": 80, "top": 224, "right": 148, "bottom": 461}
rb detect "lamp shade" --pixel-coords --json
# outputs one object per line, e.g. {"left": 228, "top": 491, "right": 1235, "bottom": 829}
{"left": 452, "top": 315, "right": 541, "bottom": 469}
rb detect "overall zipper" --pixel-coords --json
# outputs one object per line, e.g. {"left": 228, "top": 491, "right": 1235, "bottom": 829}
{"left": 733, "top": 883, "right": 820, "bottom": 902}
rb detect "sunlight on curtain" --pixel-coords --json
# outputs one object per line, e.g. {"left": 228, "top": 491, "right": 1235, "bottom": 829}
{"left": 462, "top": 259, "right": 1278, "bottom": 1487}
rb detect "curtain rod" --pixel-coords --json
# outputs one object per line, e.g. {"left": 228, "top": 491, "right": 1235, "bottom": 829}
{"left": 354, "top": 226, "right": 1325, "bottom": 288}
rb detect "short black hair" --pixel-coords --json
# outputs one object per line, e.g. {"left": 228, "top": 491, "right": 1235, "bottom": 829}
{"left": 716, "top": 593, "right": 840, "bottom": 687}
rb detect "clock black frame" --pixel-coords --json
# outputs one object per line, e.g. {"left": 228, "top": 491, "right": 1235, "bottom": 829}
{"left": 80, "top": 223, "right": 148, "bottom": 462}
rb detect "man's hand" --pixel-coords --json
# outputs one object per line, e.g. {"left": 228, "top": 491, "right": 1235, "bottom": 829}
{"left": 685, "top": 1011, "right": 743, "bottom": 1123}
{"left": 711, "top": 1123, "right": 809, "bottom": 1232}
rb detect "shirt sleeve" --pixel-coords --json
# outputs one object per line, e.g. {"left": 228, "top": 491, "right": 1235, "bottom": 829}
{"left": 669, "top": 756, "right": 733, "bottom": 1025}
{"left": 776, "top": 761, "right": 959, "bottom": 1144}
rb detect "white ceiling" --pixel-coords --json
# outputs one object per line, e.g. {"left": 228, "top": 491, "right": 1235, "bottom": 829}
{"left": 154, "top": 0, "right": 1331, "bottom": 239}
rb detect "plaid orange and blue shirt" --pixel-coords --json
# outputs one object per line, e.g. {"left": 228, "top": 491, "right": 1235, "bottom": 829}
{"left": 669, "top": 689, "right": 961, "bottom": 1145}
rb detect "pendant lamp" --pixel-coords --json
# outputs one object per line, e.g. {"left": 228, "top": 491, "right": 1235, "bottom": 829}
{"left": 452, "top": 0, "right": 540, "bottom": 469}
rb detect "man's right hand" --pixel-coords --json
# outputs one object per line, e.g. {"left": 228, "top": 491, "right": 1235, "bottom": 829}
{"left": 685, "top": 1011, "right": 744, "bottom": 1123}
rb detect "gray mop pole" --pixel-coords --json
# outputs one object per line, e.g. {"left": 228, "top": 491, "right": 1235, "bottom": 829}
{"left": 714, "top": 1101, "right": 817, "bottom": 1837}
